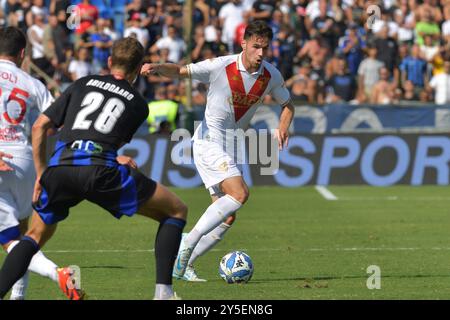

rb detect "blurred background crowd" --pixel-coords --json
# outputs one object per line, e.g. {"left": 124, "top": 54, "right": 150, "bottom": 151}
{"left": 1, "top": 0, "right": 450, "bottom": 133}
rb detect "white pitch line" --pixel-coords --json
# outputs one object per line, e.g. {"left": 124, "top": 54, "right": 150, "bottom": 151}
{"left": 315, "top": 185, "right": 338, "bottom": 201}
{"left": 11, "top": 247, "right": 450, "bottom": 254}
{"left": 3, "top": 247, "right": 450, "bottom": 256}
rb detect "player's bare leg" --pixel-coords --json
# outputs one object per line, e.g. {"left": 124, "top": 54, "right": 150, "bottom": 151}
{"left": 0, "top": 212, "right": 54, "bottom": 299}
{"left": 2, "top": 220, "right": 30, "bottom": 300}
{"left": 2, "top": 218, "right": 60, "bottom": 299}
{"left": 0, "top": 212, "right": 84, "bottom": 300}
{"left": 174, "top": 176, "right": 246, "bottom": 279}
{"left": 137, "top": 182, "right": 187, "bottom": 300}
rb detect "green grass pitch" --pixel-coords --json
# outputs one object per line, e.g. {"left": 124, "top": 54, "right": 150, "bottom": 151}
{"left": 2, "top": 185, "right": 450, "bottom": 300}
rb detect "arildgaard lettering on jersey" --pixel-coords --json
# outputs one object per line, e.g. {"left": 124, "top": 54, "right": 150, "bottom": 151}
{"left": 85, "top": 79, "right": 134, "bottom": 101}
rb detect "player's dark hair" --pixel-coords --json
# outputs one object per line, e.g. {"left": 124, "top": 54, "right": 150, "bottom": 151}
{"left": 243, "top": 20, "right": 273, "bottom": 41}
{"left": 0, "top": 27, "right": 27, "bottom": 57}
{"left": 111, "top": 37, "right": 145, "bottom": 75}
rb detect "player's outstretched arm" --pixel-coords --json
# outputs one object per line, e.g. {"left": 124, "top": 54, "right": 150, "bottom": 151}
{"left": 275, "top": 103, "right": 295, "bottom": 150}
{"left": 140, "top": 63, "right": 189, "bottom": 79}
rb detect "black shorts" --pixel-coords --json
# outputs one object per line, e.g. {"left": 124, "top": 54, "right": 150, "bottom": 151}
{"left": 32, "top": 165, "right": 157, "bottom": 224}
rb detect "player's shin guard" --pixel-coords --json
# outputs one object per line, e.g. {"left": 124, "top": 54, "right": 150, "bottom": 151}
{"left": 188, "top": 223, "right": 231, "bottom": 265}
{"left": 0, "top": 236, "right": 39, "bottom": 299}
{"left": 155, "top": 217, "right": 186, "bottom": 285}
{"left": 185, "top": 195, "right": 241, "bottom": 247}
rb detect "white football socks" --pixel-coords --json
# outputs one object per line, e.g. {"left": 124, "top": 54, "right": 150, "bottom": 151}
{"left": 188, "top": 223, "right": 231, "bottom": 265}
{"left": 154, "top": 284, "right": 174, "bottom": 300}
{"left": 10, "top": 271, "right": 29, "bottom": 300}
{"left": 7, "top": 240, "right": 59, "bottom": 283}
{"left": 184, "top": 195, "right": 241, "bottom": 248}
{"left": 29, "top": 250, "right": 59, "bottom": 282}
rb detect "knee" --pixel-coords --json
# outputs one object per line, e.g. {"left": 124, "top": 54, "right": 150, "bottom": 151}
{"left": 24, "top": 229, "right": 41, "bottom": 244}
{"left": 229, "top": 188, "right": 249, "bottom": 204}
{"left": 172, "top": 201, "right": 188, "bottom": 221}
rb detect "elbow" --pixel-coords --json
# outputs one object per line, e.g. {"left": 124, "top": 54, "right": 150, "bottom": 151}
{"left": 32, "top": 116, "right": 52, "bottom": 136}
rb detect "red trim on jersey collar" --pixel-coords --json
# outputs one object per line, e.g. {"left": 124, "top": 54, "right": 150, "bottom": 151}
{"left": 225, "top": 61, "right": 271, "bottom": 122}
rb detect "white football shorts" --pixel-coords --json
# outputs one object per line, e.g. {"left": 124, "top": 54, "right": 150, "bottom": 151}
{"left": 0, "top": 150, "right": 35, "bottom": 235}
{"left": 193, "top": 139, "right": 242, "bottom": 196}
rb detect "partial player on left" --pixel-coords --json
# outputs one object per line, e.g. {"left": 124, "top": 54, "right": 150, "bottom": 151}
{"left": 0, "top": 26, "right": 76, "bottom": 300}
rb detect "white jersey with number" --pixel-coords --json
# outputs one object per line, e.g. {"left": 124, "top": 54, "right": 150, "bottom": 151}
{"left": 0, "top": 59, "right": 53, "bottom": 158}
{"left": 187, "top": 53, "right": 290, "bottom": 145}
{"left": 186, "top": 53, "right": 290, "bottom": 191}
{"left": 0, "top": 59, "right": 53, "bottom": 236}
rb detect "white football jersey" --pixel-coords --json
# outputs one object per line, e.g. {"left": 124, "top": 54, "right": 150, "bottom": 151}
{"left": 0, "top": 59, "right": 53, "bottom": 156}
{"left": 187, "top": 53, "right": 290, "bottom": 145}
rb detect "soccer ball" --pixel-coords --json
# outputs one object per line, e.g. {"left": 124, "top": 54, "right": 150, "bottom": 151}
{"left": 219, "top": 251, "right": 253, "bottom": 283}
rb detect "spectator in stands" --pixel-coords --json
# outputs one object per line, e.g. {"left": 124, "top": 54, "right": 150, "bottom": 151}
{"left": 205, "top": 24, "right": 228, "bottom": 57}
{"left": 338, "top": 25, "right": 365, "bottom": 76}
{"left": 272, "top": 25, "right": 296, "bottom": 80}
{"left": 125, "top": 0, "right": 146, "bottom": 22}
{"left": 394, "top": 6, "right": 414, "bottom": 44}
{"left": 399, "top": 44, "right": 428, "bottom": 92}
{"left": 428, "top": 61, "right": 450, "bottom": 105}
{"left": 374, "top": 25, "right": 398, "bottom": 80}
{"left": 191, "top": 25, "right": 207, "bottom": 62}
{"left": 414, "top": 8, "right": 440, "bottom": 46}
{"left": 218, "top": 0, "right": 245, "bottom": 53}
{"left": 150, "top": 25, "right": 186, "bottom": 63}
{"left": 43, "top": 14, "right": 58, "bottom": 67}
{"left": 90, "top": 18, "right": 113, "bottom": 74}
{"left": 400, "top": 80, "right": 421, "bottom": 102}
{"left": 311, "top": 0, "right": 338, "bottom": 49}
{"left": 269, "top": 9, "right": 283, "bottom": 40}
{"left": 250, "top": 0, "right": 276, "bottom": 23}
{"left": 28, "top": 9, "right": 54, "bottom": 79}
{"left": 68, "top": 47, "right": 92, "bottom": 81}
{"left": 194, "top": 0, "right": 210, "bottom": 28}
{"left": 285, "top": 61, "right": 314, "bottom": 103}
{"left": 310, "top": 53, "right": 327, "bottom": 103}
{"left": 357, "top": 46, "right": 384, "bottom": 102}
{"left": 110, "top": 0, "right": 127, "bottom": 36}
{"left": 371, "top": 67, "right": 397, "bottom": 104}
{"left": 415, "top": 0, "right": 443, "bottom": 24}
{"left": 75, "top": 0, "right": 98, "bottom": 47}
{"left": 443, "top": 6, "right": 450, "bottom": 46}
{"left": 420, "top": 34, "right": 440, "bottom": 63}
{"left": 370, "top": 9, "right": 399, "bottom": 39}
{"left": 52, "top": 9, "right": 71, "bottom": 64}
{"left": 142, "top": 4, "right": 164, "bottom": 48}
{"left": 124, "top": 12, "right": 149, "bottom": 49}
{"left": 234, "top": 11, "right": 249, "bottom": 53}
{"left": 297, "top": 34, "right": 328, "bottom": 62}
{"left": 326, "top": 57, "right": 357, "bottom": 103}
{"left": 147, "top": 85, "right": 179, "bottom": 134}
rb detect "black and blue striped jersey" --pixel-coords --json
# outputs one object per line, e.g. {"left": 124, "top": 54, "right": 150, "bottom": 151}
{"left": 44, "top": 74, "right": 148, "bottom": 167}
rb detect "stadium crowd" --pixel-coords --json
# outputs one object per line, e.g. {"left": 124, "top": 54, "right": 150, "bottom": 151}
{"left": 1, "top": 0, "right": 450, "bottom": 111}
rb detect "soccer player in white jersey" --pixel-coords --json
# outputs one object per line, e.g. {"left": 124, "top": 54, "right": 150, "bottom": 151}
{"left": 142, "top": 20, "right": 294, "bottom": 281}
{"left": 0, "top": 26, "right": 75, "bottom": 299}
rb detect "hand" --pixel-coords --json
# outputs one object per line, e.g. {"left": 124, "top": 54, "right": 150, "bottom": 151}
{"left": 140, "top": 63, "right": 158, "bottom": 76}
{"left": 0, "top": 151, "right": 13, "bottom": 171}
{"left": 32, "top": 177, "right": 42, "bottom": 204}
{"left": 116, "top": 155, "right": 138, "bottom": 169}
{"left": 274, "top": 129, "right": 289, "bottom": 151}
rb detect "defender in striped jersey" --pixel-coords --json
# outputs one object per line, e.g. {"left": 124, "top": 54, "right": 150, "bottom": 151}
{"left": 0, "top": 37, "right": 188, "bottom": 300}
